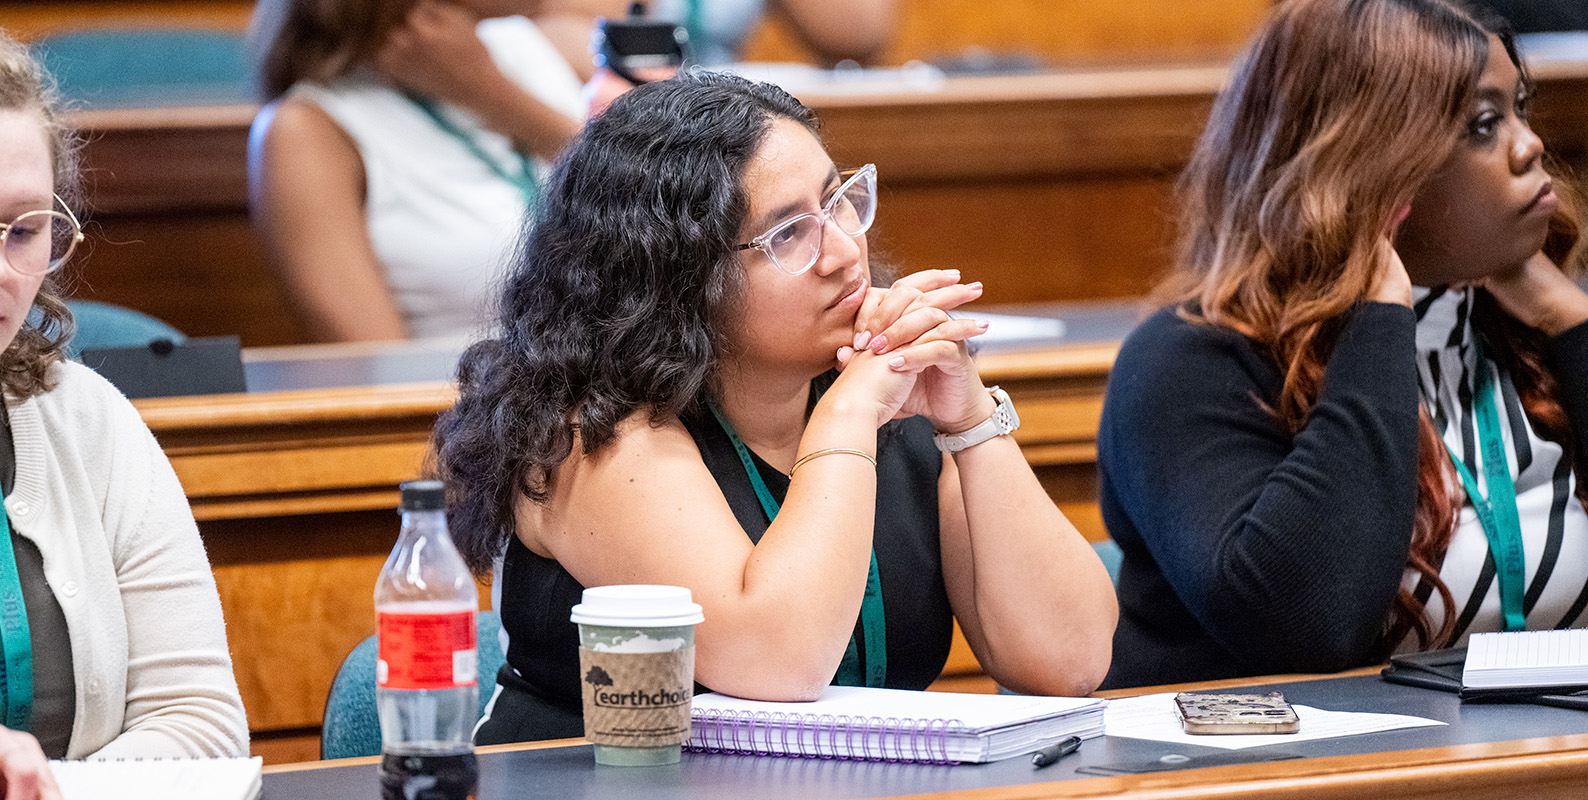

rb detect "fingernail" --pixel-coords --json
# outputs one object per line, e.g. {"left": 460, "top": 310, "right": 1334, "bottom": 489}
{"left": 968, "top": 282, "right": 983, "bottom": 291}
{"left": 977, "top": 321, "right": 990, "bottom": 331}
{"left": 945, "top": 269, "right": 961, "bottom": 278}
{"left": 870, "top": 335, "right": 888, "bottom": 353}
{"left": 889, "top": 356, "right": 906, "bottom": 369}
{"left": 854, "top": 331, "right": 871, "bottom": 350}
{"left": 837, "top": 346, "right": 853, "bottom": 361}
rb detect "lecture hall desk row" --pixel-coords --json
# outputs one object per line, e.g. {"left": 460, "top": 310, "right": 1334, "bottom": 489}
{"left": 65, "top": 53, "right": 1588, "bottom": 347}
{"left": 140, "top": 301, "right": 1133, "bottom": 763}
{"left": 265, "top": 667, "right": 1588, "bottom": 800}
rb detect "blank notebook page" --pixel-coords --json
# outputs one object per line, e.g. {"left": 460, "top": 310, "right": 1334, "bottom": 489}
{"left": 49, "top": 756, "right": 262, "bottom": 800}
{"left": 1463, "top": 629, "right": 1588, "bottom": 689}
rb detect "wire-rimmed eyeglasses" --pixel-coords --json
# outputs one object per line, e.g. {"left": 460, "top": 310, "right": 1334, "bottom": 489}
{"left": 0, "top": 195, "right": 84, "bottom": 276}
{"left": 736, "top": 164, "right": 877, "bottom": 275}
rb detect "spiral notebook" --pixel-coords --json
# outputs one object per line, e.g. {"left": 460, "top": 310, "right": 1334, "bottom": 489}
{"left": 49, "top": 756, "right": 262, "bottom": 800}
{"left": 687, "top": 686, "right": 1105, "bottom": 763}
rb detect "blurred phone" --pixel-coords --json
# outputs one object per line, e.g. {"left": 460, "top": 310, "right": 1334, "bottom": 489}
{"left": 593, "top": 1, "right": 689, "bottom": 85}
{"left": 1173, "top": 692, "right": 1300, "bottom": 735}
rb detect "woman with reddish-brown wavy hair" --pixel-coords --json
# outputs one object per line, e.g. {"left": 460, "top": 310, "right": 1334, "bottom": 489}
{"left": 1098, "top": 0, "right": 1588, "bottom": 689}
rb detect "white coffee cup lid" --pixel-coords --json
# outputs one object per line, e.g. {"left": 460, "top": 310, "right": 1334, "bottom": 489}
{"left": 570, "top": 584, "right": 705, "bottom": 627}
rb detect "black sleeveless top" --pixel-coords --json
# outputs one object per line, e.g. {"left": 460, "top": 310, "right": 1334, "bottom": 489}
{"left": 476, "top": 411, "right": 953, "bottom": 745}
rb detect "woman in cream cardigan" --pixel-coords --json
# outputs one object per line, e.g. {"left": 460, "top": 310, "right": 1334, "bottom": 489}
{"left": 0, "top": 33, "right": 247, "bottom": 799}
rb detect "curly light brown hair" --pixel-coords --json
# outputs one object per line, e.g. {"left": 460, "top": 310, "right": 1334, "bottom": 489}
{"left": 0, "top": 32, "right": 77, "bottom": 399}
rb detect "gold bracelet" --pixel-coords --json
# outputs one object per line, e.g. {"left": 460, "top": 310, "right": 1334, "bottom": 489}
{"left": 790, "top": 448, "right": 877, "bottom": 474}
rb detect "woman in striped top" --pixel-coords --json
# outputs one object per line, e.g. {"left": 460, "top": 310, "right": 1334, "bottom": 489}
{"left": 1097, "top": 0, "right": 1588, "bottom": 688}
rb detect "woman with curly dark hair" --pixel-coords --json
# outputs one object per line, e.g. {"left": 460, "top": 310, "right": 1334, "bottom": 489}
{"left": 434, "top": 70, "right": 1117, "bottom": 744}
{"left": 1098, "top": 0, "right": 1588, "bottom": 689}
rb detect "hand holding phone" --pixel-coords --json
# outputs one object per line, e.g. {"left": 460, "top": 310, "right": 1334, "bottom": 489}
{"left": 1173, "top": 692, "right": 1300, "bottom": 735}
{"left": 592, "top": 1, "right": 689, "bottom": 85}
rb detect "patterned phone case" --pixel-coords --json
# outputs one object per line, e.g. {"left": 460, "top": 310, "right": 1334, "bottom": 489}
{"left": 1173, "top": 692, "right": 1301, "bottom": 734}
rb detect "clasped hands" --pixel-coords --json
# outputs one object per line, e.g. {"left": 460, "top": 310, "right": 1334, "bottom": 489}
{"left": 834, "top": 269, "right": 998, "bottom": 433}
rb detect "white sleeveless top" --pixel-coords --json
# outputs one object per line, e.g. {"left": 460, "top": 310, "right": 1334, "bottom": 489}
{"left": 289, "top": 16, "right": 582, "bottom": 339}
{"left": 1400, "top": 286, "right": 1588, "bottom": 650}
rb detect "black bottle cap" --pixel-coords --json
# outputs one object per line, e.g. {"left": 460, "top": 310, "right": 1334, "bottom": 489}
{"left": 399, "top": 480, "right": 446, "bottom": 511}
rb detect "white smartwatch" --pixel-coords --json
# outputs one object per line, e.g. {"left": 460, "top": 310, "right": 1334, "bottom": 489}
{"left": 933, "top": 386, "right": 1020, "bottom": 453}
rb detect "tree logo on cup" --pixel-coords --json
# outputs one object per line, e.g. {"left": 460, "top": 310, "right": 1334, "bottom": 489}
{"left": 585, "top": 666, "right": 615, "bottom": 687}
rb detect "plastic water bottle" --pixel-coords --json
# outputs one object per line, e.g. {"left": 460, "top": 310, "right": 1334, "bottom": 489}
{"left": 375, "top": 480, "right": 479, "bottom": 800}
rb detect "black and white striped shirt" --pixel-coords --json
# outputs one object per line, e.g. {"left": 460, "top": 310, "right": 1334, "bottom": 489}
{"left": 1404, "top": 287, "right": 1588, "bottom": 649}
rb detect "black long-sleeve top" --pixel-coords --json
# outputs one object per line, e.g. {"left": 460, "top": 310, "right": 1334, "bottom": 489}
{"left": 1098, "top": 302, "right": 1588, "bottom": 689}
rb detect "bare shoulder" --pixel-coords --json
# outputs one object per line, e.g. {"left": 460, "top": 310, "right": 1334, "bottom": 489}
{"left": 515, "top": 409, "right": 752, "bottom": 588}
{"left": 251, "top": 97, "right": 364, "bottom": 194}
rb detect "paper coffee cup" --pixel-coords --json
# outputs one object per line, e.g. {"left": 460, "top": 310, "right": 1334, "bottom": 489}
{"left": 571, "top": 585, "right": 704, "bottom": 766}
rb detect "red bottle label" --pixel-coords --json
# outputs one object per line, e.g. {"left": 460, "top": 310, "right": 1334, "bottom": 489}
{"left": 378, "top": 608, "right": 478, "bottom": 690}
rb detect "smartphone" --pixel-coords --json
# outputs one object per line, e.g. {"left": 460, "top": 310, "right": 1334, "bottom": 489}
{"left": 1173, "top": 692, "right": 1300, "bottom": 735}
{"left": 592, "top": 1, "right": 689, "bottom": 85}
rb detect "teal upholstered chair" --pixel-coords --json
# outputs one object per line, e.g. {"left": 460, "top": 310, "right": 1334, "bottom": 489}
{"left": 33, "top": 28, "right": 252, "bottom": 109}
{"left": 63, "top": 300, "right": 186, "bottom": 361}
{"left": 1093, "top": 539, "right": 1124, "bottom": 586}
{"left": 321, "top": 610, "right": 507, "bottom": 760}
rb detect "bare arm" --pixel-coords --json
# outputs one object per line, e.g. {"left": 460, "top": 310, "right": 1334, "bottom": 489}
{"left": 850, "top": 271, "right": 1116, "bottom": 695}
{"left": 936, "top": 435, "right": 1118, "bottom": 697}
{"left": 771, "top": 0, "right": 895, "bottom": 64}
{"left": 525, "top": 348, "right": 957, "bottom": 700}
{"left": 534, "top": 0, "right": 632, "bottom": 81}
{"left": 248, "top": 99, "right": 408, "bottom": 342}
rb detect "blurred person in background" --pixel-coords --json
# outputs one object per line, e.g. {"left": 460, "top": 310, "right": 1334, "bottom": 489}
{"left": 0, "top": 33, "right": 248, "bottom": 799}
{"left": 248, "top": 0, "right": 594, "bottom": 342}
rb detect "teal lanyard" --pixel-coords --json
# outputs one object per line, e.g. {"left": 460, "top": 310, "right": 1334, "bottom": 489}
{"left": 1443, "top": 340, "right": 1527, "bottom": 632}
{"left": 403, "top": 93, "right": 539, "bottom": 208}
{"left": 0, "top": 512, "right": 32, "bottom": 730}
{"left": 708, "top": 403, "right": 887, "bottom": 687}
{"left": 683, "top": 0, "right": 706, "bottom": 61}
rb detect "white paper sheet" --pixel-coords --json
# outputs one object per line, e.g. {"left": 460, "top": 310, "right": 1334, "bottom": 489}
{"left": 1104, "top": 692, "right": 1445, "bottom": 750}
{"left": 952, "top": 311, "right": 1066, "bottom": 343}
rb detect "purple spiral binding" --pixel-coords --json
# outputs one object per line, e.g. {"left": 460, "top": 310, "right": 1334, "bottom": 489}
{"left": 685, "top": 709, "right": 963, "bottom": 764}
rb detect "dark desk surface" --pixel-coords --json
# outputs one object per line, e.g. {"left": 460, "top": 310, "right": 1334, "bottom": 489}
{"left": 236, "top": 300, "right": 1146, "bottom": 394}
{"left": 260, "top": 673, "right": 1588, "bottom": 799}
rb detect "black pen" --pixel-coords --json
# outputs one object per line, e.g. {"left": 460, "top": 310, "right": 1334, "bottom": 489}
{"left": 1030, "top": 735, "right": 1082, "bottom": 768}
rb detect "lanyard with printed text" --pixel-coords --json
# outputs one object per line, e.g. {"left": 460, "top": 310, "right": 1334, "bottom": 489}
{"left": 1444, "top": 340, "right": 1526, "bottom": 632}
{"left": 404, "top": 93, "right": 539, "bottom": 208}
{"left": 709, "top": 403, "right": 887, "bottom": 688}
{"left": 0, "top": 511, "right": 32, "bottom": 731}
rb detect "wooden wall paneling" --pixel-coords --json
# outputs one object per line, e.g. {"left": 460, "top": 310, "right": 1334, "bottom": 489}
{"left": 0, "top": 1, "right": 253, "bottom": 40}
{"left": 871, "top": 177, "right": 1177, "bottom": 304}
{"left": 67, "top": 105, "right": 307, "bottom": 344}
{"left": 744, "top": 0, "right": 1270, "bottom": 66}
{"left": 72, "top": 212, "right": 303, "bottom": 345}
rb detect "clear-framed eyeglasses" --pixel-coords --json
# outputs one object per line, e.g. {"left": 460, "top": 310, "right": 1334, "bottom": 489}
{"left": 0, "top": 195, "right": 84, "bottom": 276}
{"left": 736, "top": 164, "right": 878, "bottom": 275}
